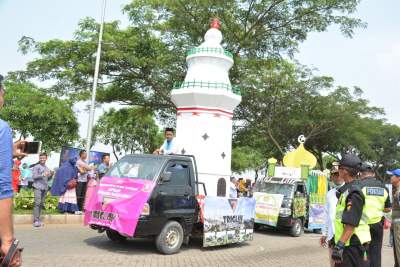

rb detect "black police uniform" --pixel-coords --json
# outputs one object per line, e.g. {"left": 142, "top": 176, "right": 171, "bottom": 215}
{"left": 360, "top": 177, "right": 391, "bottom": 267}
{"left": 332, "top": 153, "right": 369, "bottom": 267}
{"left": 335, "top": 180, "right": 369, "bottom": 267}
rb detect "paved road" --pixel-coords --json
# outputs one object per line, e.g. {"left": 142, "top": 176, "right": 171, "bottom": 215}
{"left": 16, "top": 224, "right": 394, "bottom": 267}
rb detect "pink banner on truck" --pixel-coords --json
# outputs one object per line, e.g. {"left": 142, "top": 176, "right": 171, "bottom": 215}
{"left": 84, "top": 176, "right": 155, "bottom": 236}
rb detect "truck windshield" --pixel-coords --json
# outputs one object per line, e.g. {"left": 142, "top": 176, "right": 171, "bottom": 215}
{"left": 255, "top": 182, "right": 294, "bottom": 198}
{"left": 106, "top": 156, "right": 164, "bottom": 181}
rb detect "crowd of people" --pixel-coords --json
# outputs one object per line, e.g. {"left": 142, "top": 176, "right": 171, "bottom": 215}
{"left": 7, "top": 149, "right": 112, "bottom": 227}
{"left": 319, "top": 154, "right": 398, "bottom": 267}
{"left": 229, "top": 177, "right": 254, "bottom": 198}
{"left": 1, "top": 72, "right": 400, "bottom": 267}
{"left": 50, "top": 151, "right": 111, "bottom": 216}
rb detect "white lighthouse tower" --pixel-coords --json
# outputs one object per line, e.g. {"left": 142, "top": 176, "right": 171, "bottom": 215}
{"left": 171, "top": 19, "right": 241, "bottom": 197}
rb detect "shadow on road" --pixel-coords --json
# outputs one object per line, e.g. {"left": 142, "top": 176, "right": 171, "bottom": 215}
{"left": 84, "top": 235, "right": 250, "bottom": 255}
{"left": 254, "top": 225, "right": 318, "bottom": 237}
{"left": 84, "top": 236, "right": 160, "bottom": 255}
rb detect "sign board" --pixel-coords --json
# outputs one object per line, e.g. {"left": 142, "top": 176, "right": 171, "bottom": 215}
{"left": 59, "top": 146, "right": 109, "bottom": 167}
{"left": 84, "top": 176, "right": 155, "bottom": 237}
{"left": 254, "top": 192, "right": 284, "bottom": 227}
{"left": 261, "top": 176, "right": 297, "bottom": 185}
{"left": 274, "top": 167, "right": 301, "bottom": 179}
{"left": 307, "top": 194, "right": 325, "bottom": 230}
{"left": 203, "top": 196, "right": 255, "bottom": 247}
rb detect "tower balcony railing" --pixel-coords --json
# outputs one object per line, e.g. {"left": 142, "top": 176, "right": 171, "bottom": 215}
{"left": 186, "top": 47, "right": 234, "bottom": 59}
{"left": 172, "top": 80, "right": 241, "bottom": 96}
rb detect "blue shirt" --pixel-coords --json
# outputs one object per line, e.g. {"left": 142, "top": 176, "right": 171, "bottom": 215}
{"left": 98, "top": 163, "right": 109, "bottom": 174}
{"left": 0, "top": 119, "right": 13, "bottom": 200}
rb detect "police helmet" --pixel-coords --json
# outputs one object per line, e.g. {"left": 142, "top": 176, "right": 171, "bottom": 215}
{"left": 360, "top": 162, "right": 373, "bottom": 172}
{"left": 339, "top": 153, "right": 362, "bottom": 170}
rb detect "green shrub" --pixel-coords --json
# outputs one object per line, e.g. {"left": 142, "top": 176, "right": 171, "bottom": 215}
{"left": 45, "top": 192, "right": 59, "bottom": 210}
{"left": 14, "top": 189, "right": 34, "bottom": 209}
{"left": 14, "top": 189, "right": 59, "bottom": 211}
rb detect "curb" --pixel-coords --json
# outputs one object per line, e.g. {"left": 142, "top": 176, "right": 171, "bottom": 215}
{"left": 14, "top": 214, "right": 84, "bottom": 225}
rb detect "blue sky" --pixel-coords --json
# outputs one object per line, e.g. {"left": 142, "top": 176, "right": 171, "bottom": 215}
{"left": 1, "top": 0, "right": 399, "bottom": 137}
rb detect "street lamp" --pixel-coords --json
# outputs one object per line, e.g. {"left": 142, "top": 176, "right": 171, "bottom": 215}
{"left": 85, "top": 0, "right": 107, "bottom": 162}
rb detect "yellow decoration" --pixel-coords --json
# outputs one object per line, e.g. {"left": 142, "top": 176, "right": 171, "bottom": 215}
{"left": 283, "top": 143, "right": 317, "bottom": 168}
{"left": 268, "top": 157, "right": 277, "bottom": 164}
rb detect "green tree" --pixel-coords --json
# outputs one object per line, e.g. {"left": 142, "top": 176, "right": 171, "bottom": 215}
{"left": 124, "top": 0, "right": 364, "bottom": 57}
{"left": 357, "top": 119, "right": 400, "bottom": 181}
{"left": 15, "top": 18, "right": 183, "bottom": 120}
{"left": 0, "top": 81, "right": 79, "bottom": 152}
{"left": 231, "top": 146, "right": 265, "bottom": 180}
{"left": 93, "top": 107, "right": 163, "bottom": 159}
{"left": 13, "top": 0, "right": 364, "bottom": 114}
{"left": 235, "top": 59, "right": 387, "bottom": 170}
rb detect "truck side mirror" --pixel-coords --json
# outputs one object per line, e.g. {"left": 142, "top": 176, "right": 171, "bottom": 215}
{"left": 161, "top": 171, "right": 172, "bottom": 182}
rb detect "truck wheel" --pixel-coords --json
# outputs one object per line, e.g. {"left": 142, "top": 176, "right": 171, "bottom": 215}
{"left": 106, "top": 229, "right": 127, "bottom": 243}
{"left": 155, "top": 221, "right": 184, "bottom": 255}
{"left": 289, "top": 219, "right": 304, "bottom": 237}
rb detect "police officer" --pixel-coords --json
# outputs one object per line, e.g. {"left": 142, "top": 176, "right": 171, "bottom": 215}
{"left": 359, "top": 163, "right": 391, "bottom": 267}
{"left": 388, "top": 168, "right": 400, "bottom": 267}
{"left": 331, "top": 153, "right": 370, "bottom": 267}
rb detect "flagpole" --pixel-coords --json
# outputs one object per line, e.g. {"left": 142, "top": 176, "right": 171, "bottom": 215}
{"left": 85, "top": 0, "right": 107, "bottom": 162}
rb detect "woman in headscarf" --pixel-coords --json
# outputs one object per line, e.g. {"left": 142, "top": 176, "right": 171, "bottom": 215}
{"left": 50, "top": 158, "right": 79, "bottom": 213}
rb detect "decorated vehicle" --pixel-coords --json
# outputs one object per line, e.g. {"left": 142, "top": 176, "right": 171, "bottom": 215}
{"left": 253, "top": 136, "right": 328, "bottom": 237}
{"left": 254, "top": 176, "right": 308, "bottom": 237}
{"left": 84, "top": 154, "right": 255, "bottom": 255}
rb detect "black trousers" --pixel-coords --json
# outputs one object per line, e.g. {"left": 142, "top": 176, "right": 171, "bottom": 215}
{"left": 368, "top": 221, "right": 384, "bottom": 267}
{"left": 76, "top": 181, "right": 87, "bottom": 211}
{"left": 335, "top": 246, "right": 368, "bottom": 267}
{"left": 394, "top": 227, "right": 400, "bottom": 267}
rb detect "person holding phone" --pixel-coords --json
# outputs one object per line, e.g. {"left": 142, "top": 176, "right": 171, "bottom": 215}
{"left": 0, "top": 74, "right": 23, "bottom": 266}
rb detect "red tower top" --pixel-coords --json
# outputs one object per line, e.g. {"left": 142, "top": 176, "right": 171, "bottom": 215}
{"left": 210, "top": 18, "right": 221, "bottom": 29}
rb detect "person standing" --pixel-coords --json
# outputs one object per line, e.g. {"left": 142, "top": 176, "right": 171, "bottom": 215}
{"left": 51, "top": 158, "right": 79, "bottom": 214}
{"left": 11, "top": 159, "right": 21, "bottom": 193}
{"left": 331, "top": 153, "right": 371, "bottom": 267}
{"left": 320, "top": 165, "right": 345, "bottom": 267}
{"left": 76, "top": 150, "right": 93, "bottom": 213}
{"left": 359, "top": 163, "right": 391, "bottom": 267}
{"left": 32, "top": 153, "right": 52, "bottom": 227}
{"left": 153, "top": 128, "right": 180, "bottom": 155}
{"left": 388, "top": 168, "right": 400, "bottom": 267}
{"left": 98, "top": 154, "right": 110, "bottom": 179}
{"left": 0, "top": 74, "right": 23, "bottom": 266}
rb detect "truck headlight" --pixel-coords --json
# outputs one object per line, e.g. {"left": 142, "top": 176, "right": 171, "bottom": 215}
{"left": 141, "top": 203, "right": 150, "bottom": 216}
{"left": 279, "top": 208, "right": 291, "bottom": 217}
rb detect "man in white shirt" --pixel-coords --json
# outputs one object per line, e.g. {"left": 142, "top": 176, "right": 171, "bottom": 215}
{"left": 76, "top": 150, "right": 94, "bottom": 213}
{"left": 320, "top": 164, "right": 344, "bottom": 267}
{"left": 154, "top": 128, "right": 180, "bottom": 155}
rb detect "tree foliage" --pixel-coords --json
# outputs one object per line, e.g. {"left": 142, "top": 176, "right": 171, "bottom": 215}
{"left": 232, "top": 146, "right": 265, "bottom": 176}
{"left": 234, "top": 58, "right": 398, "bottom": 171}
{"left": 0, "top": 81, "right": 79, "bottom": 152}
{"left": 124, "top": 0, "right": 365, "bottom": 57}
{"left": 93, "top": 107, "right": 163, "bottom": 159}
{"left": 10, "top": 0, "right": 400, "bottom": 174}
{"left": 13, "top": 0, "right": 365, "bottom": 111}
